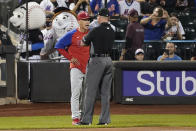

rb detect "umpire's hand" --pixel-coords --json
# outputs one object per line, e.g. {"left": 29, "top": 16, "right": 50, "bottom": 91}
{"left": 71, "top": 57, "right": 80, "bottom": 65}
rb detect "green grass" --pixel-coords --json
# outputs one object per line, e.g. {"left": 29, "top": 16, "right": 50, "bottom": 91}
{"left": 0, "top": 114, "right": 196, "bottom": 130}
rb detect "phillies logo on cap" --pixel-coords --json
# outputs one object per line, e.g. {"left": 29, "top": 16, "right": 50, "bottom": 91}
{"left": 77, "top": 11, "right": 90, "bottom": 21}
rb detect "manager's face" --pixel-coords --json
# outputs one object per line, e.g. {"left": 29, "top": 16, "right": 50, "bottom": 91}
{"left": 79, "top": 18, "right": 90, "bottom": 31}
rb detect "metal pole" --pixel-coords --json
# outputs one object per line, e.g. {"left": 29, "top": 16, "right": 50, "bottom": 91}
{"left": 25, "top": 0, "right": 29, "bottom": 60}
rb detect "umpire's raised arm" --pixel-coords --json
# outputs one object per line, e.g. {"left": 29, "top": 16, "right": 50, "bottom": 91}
{"left": 81, "top": 29, "right": 94, "bottom": 46}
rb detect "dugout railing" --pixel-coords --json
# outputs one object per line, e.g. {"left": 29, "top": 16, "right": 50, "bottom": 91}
{"left": 112, "top": 40, "right": 196, "bottom": 60}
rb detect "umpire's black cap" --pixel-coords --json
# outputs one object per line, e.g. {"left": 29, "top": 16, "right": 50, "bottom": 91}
{"left": 98, "top": 8, "right": 109, "bottom": 17}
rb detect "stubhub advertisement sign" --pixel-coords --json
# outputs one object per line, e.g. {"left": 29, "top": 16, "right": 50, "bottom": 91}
{"left": 123, "top": 71, "right": 196, "bottom": 96}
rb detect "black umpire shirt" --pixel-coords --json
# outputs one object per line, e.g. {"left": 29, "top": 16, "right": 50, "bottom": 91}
{"left": 83, "top": 22, "right": 115, "bottom": 54}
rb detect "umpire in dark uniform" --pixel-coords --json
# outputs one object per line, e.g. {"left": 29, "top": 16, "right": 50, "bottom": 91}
{"left": 80, "top": 8, "right": 115, "bottom": 125}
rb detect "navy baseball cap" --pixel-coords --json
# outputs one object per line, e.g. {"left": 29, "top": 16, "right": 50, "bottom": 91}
{"left": 98, "top": 8, "right": 109, "bottom": 17}
{"left": 128, "top": 9, "right": 139, "bottom": 17}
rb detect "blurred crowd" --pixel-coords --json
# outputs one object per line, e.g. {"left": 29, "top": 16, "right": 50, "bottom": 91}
{"left": 37, "top": 0, "right": 196, "bottom": 61}
{"left": 1, "top": 0, "right": 196, "bottom": 61}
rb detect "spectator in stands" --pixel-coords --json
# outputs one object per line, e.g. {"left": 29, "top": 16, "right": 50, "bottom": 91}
{"left": 191, "top": 56, "right": 196, "bottom": 61}
{"left": 119, "top": 0, "right": 141, "bottom": 18}
{"left": 140, "top": 6, "right": 168, "bottom": 40}
{"left": 57, "top": 0, "right": 70, "bottom": 7}
{"left": 88, "top": 0, "right": 101, "bottom": 15}
{"left": 157, "top": 42, "right": 182, "bottom": 61}
{"left": 135, "top": 48, "right": 144, "bottom": 60}
{"left": 157, "top": 0, "right": 177, "bottom": 13}
{"left": 40, "top": 13, "right": 58, "bottom": 60}
{"left": 70, "top": 0, "right": 92, "bottom": 15}
{"left": 40, "top": 0, "right": 70, "bottom": 20}
{"left": 170, "top": 12, "right": 185, "bottom": 35}
{"left": 140, "top": 0, "right": 158, "bottom": 16}
{"left": 89, "top": 0, "right": 120, "bottom": 16}
{"left": 141, "top": 6, "right": 170, "bottom": 60}
{"left": 40, "top": 0, "right": 55, "bottom": 12}
{"left": 119, "top": 9, "right": 144, "bottom": 60}
{"left": 176, "top": 0, "right": 188, "bottom": 7}
{"left": 162, "top": 13, "right": 184, "bottom": 40}
{"left": 107, "top": 0, "right": 120, "bottom": 16}
{"left": 191, "top": 47, "right": 196, "bottom": 60}
{"left": 55, "top": 11, "right": 90, "bottom": 125}
{"left": 40, "top": 0, "right": 68, "bottom": 12}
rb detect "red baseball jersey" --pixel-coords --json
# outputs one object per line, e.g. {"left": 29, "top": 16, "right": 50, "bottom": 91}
{"left": 55, "top": 29, "right": 90, "bottom": 74}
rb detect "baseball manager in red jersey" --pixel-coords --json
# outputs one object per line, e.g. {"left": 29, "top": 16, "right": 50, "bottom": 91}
{"left": 55, "top": 11, "right": 90, "bottom": 125}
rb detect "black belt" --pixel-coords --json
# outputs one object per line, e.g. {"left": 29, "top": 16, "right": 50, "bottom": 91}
{"left": 90, "top": 53, "right": 110, "bottom": 57}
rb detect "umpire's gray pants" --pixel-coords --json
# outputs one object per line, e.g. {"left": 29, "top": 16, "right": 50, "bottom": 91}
{"left": 81, "top": 57, "right": 113, "bottom": 124}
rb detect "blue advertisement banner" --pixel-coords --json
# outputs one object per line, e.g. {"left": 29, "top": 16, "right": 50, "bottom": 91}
{"left": 123, "top": 71, "right": 196, "bottom": 96}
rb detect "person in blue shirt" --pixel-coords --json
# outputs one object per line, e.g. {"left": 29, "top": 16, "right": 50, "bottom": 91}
{"left": 90, "top": 0, "right": 119, "bottom": 16}
{"left": 140, "top": 6, "right": 170, "bottom": 60}
{"left": 157, "top": 42, "right": 182, "bottom": 61}
{"left": 140, "top": 6, "right": 169, "bottom": 40}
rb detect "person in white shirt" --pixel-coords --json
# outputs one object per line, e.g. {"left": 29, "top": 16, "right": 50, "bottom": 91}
{"left": 163, "top": 12, "right": 185, "bottom": 40}
{"left": 40, "top": 0, "right": 55, "bottom": 11}
{"left": 118, "top": 0, "right": 141, "bottom": 17}
{"left": 56, "top": 0, "right": 68, "bottom": 7}
{"left": 40, "top": 14, "right": 58, "bottom": 60}
{"left": 40, "top": 0, "right": 68, "bottom": 12}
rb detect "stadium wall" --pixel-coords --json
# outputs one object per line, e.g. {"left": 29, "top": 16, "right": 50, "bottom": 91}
{"left": 17, "top": 61, "right": 196, "bottom": 104}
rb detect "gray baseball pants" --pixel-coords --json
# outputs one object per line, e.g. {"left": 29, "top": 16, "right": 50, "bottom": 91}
{"left": 81, "top": 57, "right": 113, "bottom": 124}
{"left": 70, "top": 68, "right": 85, "bottom": 119}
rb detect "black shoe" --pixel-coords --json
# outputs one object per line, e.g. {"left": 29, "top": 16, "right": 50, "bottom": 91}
{"left": 78, "top": 122, "right": 91, "bottom": 125}
{"left": 96, "top": 123, "right": 108, "bottom": 125}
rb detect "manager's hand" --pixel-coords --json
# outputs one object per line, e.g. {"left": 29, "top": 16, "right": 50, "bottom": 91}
{"left": 71, "top": 57, "right": 80, "bottom": 65}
